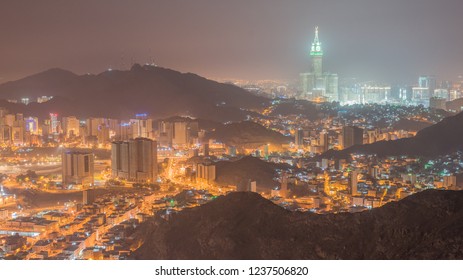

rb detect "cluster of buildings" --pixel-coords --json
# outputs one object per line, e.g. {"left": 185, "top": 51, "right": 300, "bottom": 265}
{"left": 295, "top": 27, "right": 463, "bottom": 109}
{"left": 0, "top": 186, "right": 162, "bottom": 259}
{"left": 0, "top": 108, "right": 206, "bottom": 149}
{"left": 293, "top": 122, "right": 415, "bottom": 154}
{"left": 1, "top": 25, "right": 463, "bottom": 260}
{"left": 337, "top": 76, "right": 463, "bottom": 109}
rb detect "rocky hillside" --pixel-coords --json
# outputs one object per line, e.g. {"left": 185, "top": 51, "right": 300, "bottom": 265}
{"left": 132, "top": 190, "right": 463, "bottom": 259}
{"left": 323, "top": 110, "right": 463, "bottom": 158}
{"left": 214, "top": 156, "right": 288, "bottom": 191}
{"left": 208, "top": 121, "right": 290, "bottom": 147}
{"left": 0, "top": 65, "right": 268, "bottom": 121}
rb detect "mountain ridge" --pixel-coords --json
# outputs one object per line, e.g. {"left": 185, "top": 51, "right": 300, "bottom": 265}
{"left": 0, "top": 65, "right": 269, "bottom": 121}
{"left": 131, "top": 189, "right": 463, "bottom": 259}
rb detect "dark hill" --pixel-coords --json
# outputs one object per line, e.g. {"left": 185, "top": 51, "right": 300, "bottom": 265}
{"left": 208, "top": 121, "right": 290, "bottom": 147}
{"left": 214, "top": 156, "right": 289, "bottom": 190}
{"left": 323, "top": 110, "right": 463, "bottom": 158}
{"left": 132, "top": 190, "right": 463, "bottom": 259}
{"left": 0, "top": 65, "right": 268, "bottom": 121}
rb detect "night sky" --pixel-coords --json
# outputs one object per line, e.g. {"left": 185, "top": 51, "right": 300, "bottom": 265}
{"left": 1, "top": 0, "right": 463, "bottom": 83}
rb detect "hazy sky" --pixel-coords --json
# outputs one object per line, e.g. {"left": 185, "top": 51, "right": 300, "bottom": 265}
{"left": 1, "top": 0, "right": 463, "bottom": 84}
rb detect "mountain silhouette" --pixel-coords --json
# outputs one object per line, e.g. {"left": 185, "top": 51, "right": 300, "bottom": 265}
{"left": 0, "top": 65, "right": 268, "bottom": 121}
{"left": 132, "top": 190, "right": 463, "bottom": 259}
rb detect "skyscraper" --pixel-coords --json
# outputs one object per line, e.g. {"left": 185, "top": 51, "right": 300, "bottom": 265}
{"left": 311, "top": 26, "right": 323, "bottom": 78}
{"left": 280, "top": 172, "right": 288, "bottom": 198}
{"left": 111, "top": 138, "right": 158, "bottom": 183}
{"left": 172, "top": 121, "right": 189, "bottom": 147}
{"left": 62, "top": 150, "right": 94, "bottom": 186}
{"left": 319, "top": 130, "right": 329, "bottom": 152}
{"left": 295, "top": 129, "right": 304, "bottom": 148}
{"left": 62, "top": 116, "right": 80, "bottom": 138}
{"left": 130, "top": 114, "right": 154, "bottom": 139}
{"left": 350, "top": 170, "right": 359, "bottom": 196}
{"left": 83, "top": 189, "right": 95, "bottom": 205}
{"left": 342, "top": 126, "right": 363, "bottom": 149}
{"left": 412, "top": 76, "right": 437, "bottom": 107}
{"left": 49, "top": 113, "right": 59, "bottom": 134}
{"left": 25, "top": 117, "right": 39, "bottom": 135}
{"left": 196, "top": 163, "right": 216, "bottom": 184}
{"left": 300, "top": 27, "right": 339, "bottom": 102}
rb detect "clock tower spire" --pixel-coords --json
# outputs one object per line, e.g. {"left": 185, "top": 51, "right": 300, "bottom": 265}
{"left": 310, "top": 26, "right": 323, "bottom": 77}
{"left": 310, "top": 26, "right": 323, "bottom": 56}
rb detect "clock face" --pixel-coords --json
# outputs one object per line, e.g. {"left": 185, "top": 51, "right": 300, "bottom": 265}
{"left": 316, "top": 46, "right": 321, "bottom": 52}
{"left": 311, "top": 46, "right": 315, "bottom": 52}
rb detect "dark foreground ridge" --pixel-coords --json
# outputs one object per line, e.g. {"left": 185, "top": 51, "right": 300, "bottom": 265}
{"left": 132, "top": 190, "right": 463, "bottom": 260}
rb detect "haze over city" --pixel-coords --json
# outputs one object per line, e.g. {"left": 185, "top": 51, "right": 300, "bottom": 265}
{"left": 1, "top": 0, "right": 463, "bottom": 265}
{"left": 1, "top": 0, "right": 463, "bottom": 83}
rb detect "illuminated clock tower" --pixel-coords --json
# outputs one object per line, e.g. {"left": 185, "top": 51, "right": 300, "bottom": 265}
{"left": 310, "top": 26, "right": 323, "bottom": 78}
{"left": 299, "top": 26, "right": 338, "bottom": 102}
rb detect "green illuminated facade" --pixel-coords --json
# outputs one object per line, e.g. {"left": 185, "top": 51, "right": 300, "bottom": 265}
{"left": 300, "top": 26, "right": 338, "bottom": 102}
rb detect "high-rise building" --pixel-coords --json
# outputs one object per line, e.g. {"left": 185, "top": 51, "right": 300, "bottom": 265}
{"left": 130, "top": 114, "right": 154, "bottom": 139}
{"left": 62, "top": 116, "right": 80, "bottom": 138}
{"left": 342, "top": 126, "right": 363, "bottom": 149}
{"left": 49, "top": 113, "right": 59, "bottom": 134}
{"left": 11, "top": 125, "right": 24, "bottom": 146}
{"left": 295, "top": 129, "right": 304, "bottom": 148}
{"left": 319, "top": 130, "right": 329, "bottom": 152}
{"left": 0, "top": 125, "right": 12, "bottom": 145}
{"left": 86, "top": 118, "right": 106, "bottom": 137}
{"left": 411, "top": 76, "right": 437, "bottom": 107}
{"left": 350, "top": 170, "right": 359, "bottom": 196}
{"left": 62, "top": 150, "right": 94, "bottom": 186}
{"left": 158, "top": 119, "right": 198, "bottom": 147}
{"left": 280, "top": 173, "right": 288, "bottom": 198}
{"left": 249, "top": 181, "right": 257, "bottom": 192}
{"left": 83, "top": 189, "right": 95, "bottom": 205}
{"left": 300, "top": 27, "right": 339, "bottom": 102}
{"left": 433, "top": 89, "right": 450, "bottom": 101}
{"left": 111, "top": 138, "right": 158, "bottom": 183}
{"left": 25, "top": 117, "right": 39, "bottom": 135}
{"left": 203, "top": 143, "right": 210, "bottom": 157}
{"left": 443, "top": 175, "right": 457, "bottom": 190}
{"left": 419, "top": 75, "right": 436, "bottom": 93}
{"left": 196, "top": 163, "right": 216, "bottom": 184}
{"left": 172, "top": 121, "right": 189, "bottom": 147}
{"left": 97, "top": 124, "right": 110, "bottom": 144}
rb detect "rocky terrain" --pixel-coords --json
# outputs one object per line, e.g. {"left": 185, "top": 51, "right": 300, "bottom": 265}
{"left": 214, "top": 156, "right": 289, "bottom": 191}
{"left": 132, "top": 190, "right": 463, "bottom": 259}
{"left": 0, "top": 64, "right": 268, "bottom": 121}
{"left": 208, "top": 121, "right": 290, "bottom": 147}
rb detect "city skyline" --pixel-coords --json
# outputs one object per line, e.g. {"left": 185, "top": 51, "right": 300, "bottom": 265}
{"left": 1, "top": 0, "right": 463, "bottom": 264}
{"left": 1, "top": 0, "right": 463, "bottom": 83}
